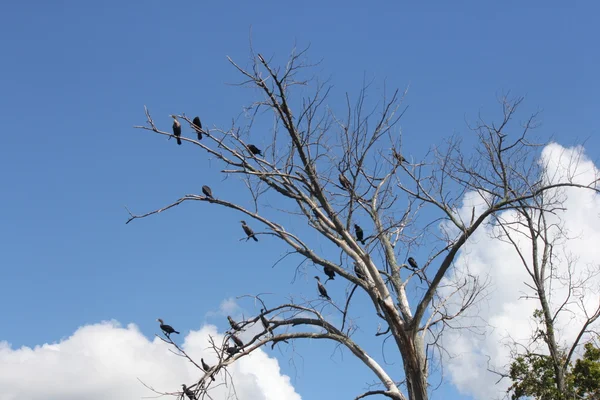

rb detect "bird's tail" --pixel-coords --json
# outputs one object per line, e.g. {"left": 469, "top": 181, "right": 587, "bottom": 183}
{"left": 252, "top": 235, "right": 258, "bottom": 242}
{"left": 174, "top": 330, "right": 180, "bottom": 334}
{"left": 197, "top": 133, "right": 202, "bottom": 141}
{"left": 177, "top": 138, "right": 182, "bottom": 145}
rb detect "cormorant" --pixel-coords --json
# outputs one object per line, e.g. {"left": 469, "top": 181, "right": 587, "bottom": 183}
{"left": 192, "top": 116, "right": 203, "bottom": 140}
{"left": 227, "top": 316, "right": 241, "bottom": 331}
{"left": 314, "top": 276, "right": 331, "bottom": 300}
{"left": 230, "top": 334, "right": 244, "bottom": 348}
{"left": 201, "top": 358, "right": 216, "bottom": 381}
{"left": 354, "top": 262, "right": 367, "bottom": 281}
{"left": 202, "top": 185, "right": 213, "bottom": 199}
{"left": 393, "top": 149, "right": 406, "bottom": 164}
{"left": 354, "top": 224, "right": 366, "bottom": 245}
{"left": 170, "top": 115, "right": 182, "bottom": 145}
{"left": 260, "top": 309, "right": 273, "bottom": 335}
{"left": 240, "top": 220, "right": 258, "bottom": 242}
{"left": 182, "top": 384, "right": 197, "bottom": 400}
{"left": 323, "top": 265, "right": 335, "bottom": 282}
{"left": 338, "top": 173, "right": 352, "bottom": 191}
{"left": 157, "top": 318, "right": 180, "bottom": 336}
{"left": 407, "top": 257, "right": 419, "bottom": 270}
{"left": 225, "top": 345, "right": 240, "bottom": 356}
{"left": 247, "top": 144, "right": 262, "bottom": 156}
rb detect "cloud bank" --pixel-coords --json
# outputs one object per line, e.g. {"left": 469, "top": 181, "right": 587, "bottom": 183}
{"left": 441, "top": 143, "right": 600, "bottom": 399}
{"left": 0, "top": 321, "right": 300, "bottom": 400}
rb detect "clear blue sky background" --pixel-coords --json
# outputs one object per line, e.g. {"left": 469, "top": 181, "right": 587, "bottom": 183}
{"left": 0, "top": 1, "right": 598, "bottom": 399}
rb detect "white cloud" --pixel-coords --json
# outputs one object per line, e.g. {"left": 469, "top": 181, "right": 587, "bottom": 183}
{"left": 441, "top": 143, "right": 600, "bottom": 399}
{"left": 0, "top": 321, "right": 301, "bottom": 400}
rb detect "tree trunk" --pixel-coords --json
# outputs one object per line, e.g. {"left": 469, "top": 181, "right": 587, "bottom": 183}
{"left": 399, "top": 332, "right": 428, "bottom": 400}
{"left": 401, "top": 337, "right": 428, "bottom": 400}
{"left": 540, "top": 292, "right": 566, "bottom": 397}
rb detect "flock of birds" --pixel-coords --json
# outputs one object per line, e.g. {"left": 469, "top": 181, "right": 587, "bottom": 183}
{"left": 158, "top": 114, "right": 421, "bottom": 400}
{"left": 156, "top": 308, "right": 274, "bottom": 400}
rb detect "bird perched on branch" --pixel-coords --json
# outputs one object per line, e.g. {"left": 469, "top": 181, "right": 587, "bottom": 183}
{"left": 354, "top": 262, "right": 367, "bottom": 281}
{"left": 170, "top": 115, "right": 182, "bottom": 145}
{"left": 247, "top": 144, "right": 262, "bottom": 156}
{"left": 225, "top": 345, "right": 240, "bottom": 356}
{"left": 260, "top": 308, "right": 273, "bottom": 335}
{"left": 314, "top": 276, "right": 331, "bottom": 300}
{"left": 338, "top": 173, "right": 352, "bottom": 191}
{"left": 157, "top": 318, "right": 179, "bottom": 336}
{"left": 227, "top": 316, "right": 241, "bottom": 331}
{"left": 392, "top": 149, "right": 406, "bottom": 164}
{"left": 192, "top": 116, "right": 203, "bottom": 140}
{"left": 354, "top": 224, "right": 366, "bottom": 245}
{"left": 407, "top": 257, "right": 419, "bottom": 270}
{"left": 201, "top": 358, "right": 216, "bottom": 381}
{"left": 202, "top": 185, "right": 213, "bottom": 199}
{"left": 323, "top": 265, "right": 335, "bottom": 282}
{"left": 240, "top": 220, "right": 258, "bottom": 242}
{"left": 182, "top": 384, "right": 197, "bottom": 400}
{"left": 230, "top": 334, "right": 244, "bottom": 348}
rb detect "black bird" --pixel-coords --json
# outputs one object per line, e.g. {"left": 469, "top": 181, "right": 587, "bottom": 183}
{"left": 240, "top": 220, "right": 258, "bottom": 242}
{"left": 182, "top": 384, "right": 197, "bottom": 400}
{"left": 314, "top": 276, "right": 331, "bottom": 300}
{"left": 260, "top": 308, "right": 273, "bottom": 335}
{"left": 225, "top": 345, "right": 240, "bottom": 356}
{"left": 247, "top": 144, "right": 262, "bottom": 156}
{"left": 392, "top": 149, "right": 406, "bottom": 164}
{"left": 227, "top": 316, "right": 241, "bottom": 331}
{"left": 201, "top": 358, "right": 216, "bottom": 381}
{"left": 157, "top": 318, "right": 180, "bottom": 336}
{"left": 170, "top": 115, "right": 182, "bottom": 145}
{"left": 407, "top": 257, "right": 419, "bottom": 270}
{"left": 230, "top": 334, "right": 244, "bottom": 348}
{"left": 354, "top": 262, "right": 367, "bottom": 281}
{"left": 338, "top": 173, "right": 352, "bottom": 191}
{"left": 192, "top": 116, "right": 203, "bottom": 140}
{"left": 202, "top": 185, "right": 213, "bottom": 199}
{"left": 354, "top": 224, "right": 366, "bottom": 245}
{"left": 323, "top": 265, "right": 335, "bottom": 282}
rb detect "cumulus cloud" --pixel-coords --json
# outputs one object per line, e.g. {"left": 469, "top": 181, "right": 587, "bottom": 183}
{"left": 0, "top": 321, "right": 300, "bottom": 400}
{"left": 441, "top": 143, "right": 600, "bottom": 399}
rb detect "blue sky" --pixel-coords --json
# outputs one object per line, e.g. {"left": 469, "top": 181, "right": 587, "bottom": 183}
{"left": 0, "top": 1, "right": 598, "bottom": 399}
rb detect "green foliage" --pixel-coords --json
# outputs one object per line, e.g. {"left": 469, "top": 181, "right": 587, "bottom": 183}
{"left": 508, "top": 353, "right": 564, "bottom": 400}
{"left": 572, "top": 342, "right": 600, "bottom": 399}
{"left": 508, "top": 341, "right": 600, "bottom": 400}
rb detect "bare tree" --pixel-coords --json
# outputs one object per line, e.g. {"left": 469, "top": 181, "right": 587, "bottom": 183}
{"left": 489, "top": 185, "right": 600, "bottom": 399}
{"left": 128, "top": 47, "right": 600, "bottom": 400}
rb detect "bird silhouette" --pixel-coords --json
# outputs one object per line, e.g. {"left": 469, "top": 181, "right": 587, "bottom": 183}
{"left": 247, "top": 144, "right": 262, "bottom": 156}
{"left": 407, "top": 257, "right": 419, "bottom": 270}
{"left": 157, "top": 318, "right": 179, "bottom": 336}
{"left": 227, "top": 316, "right": 241, "bottom": 331}
{"left": 314, "top": 276, "right": 331, "bottom": 300}
{"left": 170, "top": 115, "right": 182, "bottom": 145}
{"left": 354, "top": 224, "right": 366, "bottom": 245}
{"left": 323, "top": 265, "right": 335, "bottom": 282}
{"left": 192, "top": 116, "right": 203, "bottom": 140}
{"left": 182, "top": 384, "right": 197, "bottom": 400}
{"left": 200, "top": 358, "right": 216, "bottom": 381}
{"left": 202, "top": 185, "right": 213, "bottom": 199}
{"left": 338, "top": 173, "right": 352, "bottom": 191}
{"left": 240, "top": 220, "right": 258, "bottom": 242}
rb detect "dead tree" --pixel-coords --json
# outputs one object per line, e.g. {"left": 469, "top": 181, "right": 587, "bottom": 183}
{"left": 128, "top": 47, "right": 600, "bottom": 400}
{"left": 492, "top": 188, "right": 600, "bottom": 399}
